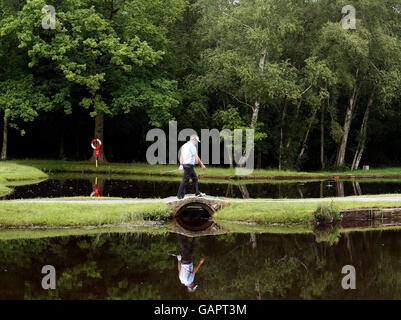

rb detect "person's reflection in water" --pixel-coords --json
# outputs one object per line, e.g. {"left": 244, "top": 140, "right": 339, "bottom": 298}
{"left": 176, "top": 234, "right": 204, "bottom": 293}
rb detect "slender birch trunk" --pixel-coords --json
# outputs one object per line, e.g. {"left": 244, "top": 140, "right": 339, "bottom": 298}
{"left": 238, "top": 184, "right": 250, "bottom": 199}
{"left": 278, "top": 99, "right": 287, "bottom": 170}
{"left": 238, "top": 51, "right": 266, "bottom": 167}
{"left": 335, "top": 69, "right": 360, "bottom": 167}
{"left": 320, "top": 98, "right": 325, "bottom": 169}
{"left": 1, "top": 114, "right": 8, "bottom": 160}
{"left": 250, "top": 233, "right": 257, "bottom": 250}
{"left": 226, "top": 144, "right": 233, "bottom": 169}
{"left": 320, "top": 84, "right": 328, "bottom": 170}
{"left": 351, "top": 91, "right": 373, "bottom": 170}
{"left": 297, "top": 107, "right": 318, "bottom": 163}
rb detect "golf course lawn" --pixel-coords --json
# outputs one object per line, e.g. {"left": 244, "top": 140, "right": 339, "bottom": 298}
{"left": 9, "top": 159, "right": 401, "bottom": 180}
{"left": 215, "top": 199, "right": 401, "bottom": 223}
{"left": 0, "top": 162, "right": 48, "bottom": 197}
{"left": 1, "top": 196, "right": 401, "bottom": 227}
{"left": 0, "top": 201, "right": 172, "bottom": 227}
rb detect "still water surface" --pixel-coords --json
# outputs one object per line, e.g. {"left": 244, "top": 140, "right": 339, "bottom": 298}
{"left": 4, "top": 175, "right": 401, "bottom": 199}
{"left": 0, "top": 228, "right": 400, "bottom": 299}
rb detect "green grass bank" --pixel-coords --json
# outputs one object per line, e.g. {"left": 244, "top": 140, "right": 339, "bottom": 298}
{"left": 1, "top": 220, "right": 401, "bottom": 242}
{"left": 9, "top": 159, "right": 401, "bottom": 180}
{"left": 0, "top": 201, "right": 171, "bottom": 227}
{"left": 216, "top": 198, "right": 401, "bottom": 223}
{"left": 0, "top": 162, "right": 48, "bottom": 196}
{"left": 1, "top": 196, "right": 401, "bottom": 227}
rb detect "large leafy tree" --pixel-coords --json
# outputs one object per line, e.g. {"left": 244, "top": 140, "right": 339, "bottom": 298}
{"left": 191, "top": 0, "right": 400, "bottom": 169}
{"left": 6, "top": 0, "right": 183, "bottom": 162}
{"left": 0, "top": 0, "right": 50, "bottom": 160}
{"left": 349, "top": 0, "right": 401, "bottom": 169}
{"left": 314, "top": 0, "right": 401, "bottom": 168}
{"left": 193, "top": 0, "right": 305, "bottom": 168}
{"left": 0, "top": 0, "right": 400, "bottom": 167}
{"left": 0, "top": 77, "right": 49, "bottom": 159}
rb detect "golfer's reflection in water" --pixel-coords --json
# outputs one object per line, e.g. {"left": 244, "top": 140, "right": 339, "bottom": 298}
{"left": 176, "top": 234, "right": 204, "bottom": 293}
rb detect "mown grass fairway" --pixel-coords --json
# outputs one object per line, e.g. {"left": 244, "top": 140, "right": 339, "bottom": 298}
{"left": 0, "top": 162, "right": 48, "bottom": 196}
{"left": 9, "top": 159, "right": 401, "bottom": 180}
{"left": 0, "top": 201, "right": 172, "bottom": 227}
{"left": 216, "top": 199, "right": 401, "bottom": 223}
{"left": 1, "top": 195, "right": 401, "bottom": 227}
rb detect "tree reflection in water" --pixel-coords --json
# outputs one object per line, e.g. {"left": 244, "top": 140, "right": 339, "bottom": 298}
{"left": 0, "top": 228, "right": 400, "bottom": 299}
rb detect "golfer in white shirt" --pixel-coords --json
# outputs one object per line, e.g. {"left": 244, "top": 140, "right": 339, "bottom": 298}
{"left": 177, "top": 134, "right": 206, "bottom": 199}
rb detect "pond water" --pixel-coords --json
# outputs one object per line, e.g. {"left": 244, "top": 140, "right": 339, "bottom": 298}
{"left": 0, "top": 228, "right": 400, "bottom": 299}
{"left": 3, "top": 175, "right": 401, "bottom": 199}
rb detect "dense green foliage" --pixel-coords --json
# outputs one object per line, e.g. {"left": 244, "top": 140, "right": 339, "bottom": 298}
{"left": 314, "top": 202, "right": 341, "bottom": 223}
{"left": 0, "top": 0, "right": 400, "bottom": 170}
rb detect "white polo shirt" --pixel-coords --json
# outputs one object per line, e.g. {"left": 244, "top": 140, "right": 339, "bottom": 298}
{"left": 179, "top": 262, "right": 195, "bottom": 286}
{"left": 180, "top": 141, "right": 197, "bottom": 165}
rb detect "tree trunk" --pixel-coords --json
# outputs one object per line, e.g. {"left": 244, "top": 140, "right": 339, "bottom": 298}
{"left": 284, "top": 99, "right": 303, "bottom": 155}
{"left": 297, "top": 184, "right": 304, "bottom": 198}
{"left": 345, "top": 233, "right": 353, "bottom": 263}
{"left": 320, "top": 96, "right": 326, "bottom": 169}
{"left": 225, "top": 144, "right": 233, "bottom": 169}
{"left": 237, "top": 51, "right": 266, "bottom": 167}
{"left": 90, "top": 111, "right": 107, "bottom": 163}
{"left": 255, "top": 280, "right": 261, "bottom": 300}
{"left": 225, "top": 183, "right": 233, "bottom": 197}
{"left": 320, "top": 181, "right": 323, "bottom": 198}
{"left": 351, "top": 91, "right": 373, "bottom": 170}
{"left": 59, "top": 128, "right": 65, "bottom": 159}
{"left": 336, "top": 180, "right": 344, "bottom": 197}
{"left": 278, "top": 99, "right": 288, "bottom": 171}
{"left": 250, "top": 101, "right": 260, "bottom": 128}
{"left": 352, "top": 180, "right": 362, "bottom": 196}
{"left": 75, "top": 133, "right": 80, "bottom": 159}
{"left": 88, "top": 2, "right": 119, "bottom": 164}
{"left": 335, "top": 70, "right": 359, "bottom": 167}
{"left": 238, "top": 184, "right": 250, "bottom": 199}
{"left": 250, "top": 233, "right": 257, "bottom": 249}
{"left": 353, "top": 140, "right": 365, "bottom": 171}
{"left": 251, "top": 50, "right": 266, "bottom": 127}
{"left": 249, "top": 52, "right": 265, "bottom": 125}
{"left": 297, "top": 107, "right": 318, "bottom": 164}
{"left": 1, "top": 114, "right": 8, "bottom": 160}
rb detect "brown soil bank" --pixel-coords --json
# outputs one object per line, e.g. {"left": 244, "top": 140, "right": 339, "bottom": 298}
{"left": 340, "top": 207, "right": 401, "bottom": 228}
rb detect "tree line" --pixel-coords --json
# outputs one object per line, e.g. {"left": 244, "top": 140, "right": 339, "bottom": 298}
{"left": 0, "top": 0, "right": 400, "bottom": 170}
